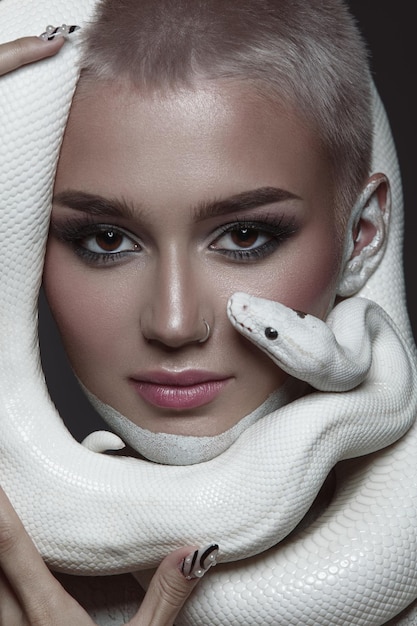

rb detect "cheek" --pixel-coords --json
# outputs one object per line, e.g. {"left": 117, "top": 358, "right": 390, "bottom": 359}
{"left": 42, "top": 246, "right": 130, "bottom": 368}
{"left": 285, "top": 241, "right": 342, "bottom": 318}
{"left": 247, "top": 229, "right": 343, "bottom": 319}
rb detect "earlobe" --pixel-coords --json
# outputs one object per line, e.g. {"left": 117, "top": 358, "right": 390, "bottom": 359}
{"left": 336, "top": 173, "right": 390, "bottom": 297}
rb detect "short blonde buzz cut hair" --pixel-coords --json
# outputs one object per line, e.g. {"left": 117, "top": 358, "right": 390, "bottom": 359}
{"left": 78, "top": 0, "right": 373, "bottom": 232}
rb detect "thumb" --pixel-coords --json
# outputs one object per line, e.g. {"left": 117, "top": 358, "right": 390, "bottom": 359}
{"left": 130, "top": 544, "right": 219, "bottom": 626}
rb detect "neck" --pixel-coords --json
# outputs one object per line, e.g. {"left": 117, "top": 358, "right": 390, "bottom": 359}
{"left": 80, "top": 377, "right": 309, "bottom": 465}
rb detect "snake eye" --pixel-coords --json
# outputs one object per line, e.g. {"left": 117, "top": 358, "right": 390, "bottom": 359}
{"left": 264, "top": 327, "right": 278, "bottom": 340}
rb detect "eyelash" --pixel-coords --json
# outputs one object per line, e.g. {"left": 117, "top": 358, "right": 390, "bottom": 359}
{"left": 209, "top": 216, "right": 298, "bottom": 262}
{"left": 49, "top": 215, "right": 298, "bottom": 266}
{"left": 49, "top": 218, "right": 141, "bottom": 265}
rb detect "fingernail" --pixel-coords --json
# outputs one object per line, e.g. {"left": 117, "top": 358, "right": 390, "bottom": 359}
{"left": 180, "top": 543, "right": 219, "bottom": 580}
{"left": 38, "top": 24, "right": 81, "bottom": 42}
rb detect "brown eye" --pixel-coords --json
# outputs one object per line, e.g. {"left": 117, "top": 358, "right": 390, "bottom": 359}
{"left": 212, "top": 226, "right": 271, "bottom": 252}
{"left": 230, "top": 228, "right": 260, "bottom": 248}
{"left": 95, "top": 230, "right": 123, "bottom": 251}
{"left": 209, "top": 217, "right": 297, "bottom": 262}
{"left": 80, "top": 225, "right": 140, "bottom": 256}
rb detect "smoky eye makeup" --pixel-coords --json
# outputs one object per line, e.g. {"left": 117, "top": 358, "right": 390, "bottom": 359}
{"left": 48, "top": 206, "right": 300, "bottom": 266}
{"left": 209, "top": 214, "right": 299, "bottom": 262}
{"left": 48, "top": 216, "right": 142, "bottom": 265}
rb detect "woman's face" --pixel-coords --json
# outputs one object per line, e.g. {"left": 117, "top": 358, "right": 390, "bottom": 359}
{"left": 44, "top": 80, "right": 345, "bottom": 437}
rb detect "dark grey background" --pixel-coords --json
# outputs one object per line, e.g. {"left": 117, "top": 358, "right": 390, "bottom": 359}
{"left": 39, "top": 2, "right": 417, "bottom": 440}
{"left": 347, "top": 1, "right": 416, "bottom": 337}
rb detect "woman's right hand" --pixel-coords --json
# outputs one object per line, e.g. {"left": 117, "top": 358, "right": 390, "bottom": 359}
{"left": 0, "top": 485, "right": 212, "bottom": 625}
{"left": 0, "top": 34, "right": 65, "bottom": 76}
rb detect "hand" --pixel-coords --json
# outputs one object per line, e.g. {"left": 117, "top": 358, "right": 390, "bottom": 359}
{"left": 0, "top": 486, "right": 212, "bottom": 625}
{"left": 0, "top": 35, "right": 65, "bottom": 76}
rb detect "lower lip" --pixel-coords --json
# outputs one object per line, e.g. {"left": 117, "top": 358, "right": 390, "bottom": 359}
{"left": 130, "top": 379, "right": 230, "bottom": 410}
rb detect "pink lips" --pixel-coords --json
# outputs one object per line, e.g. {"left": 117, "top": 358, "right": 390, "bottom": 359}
{"left": 130, "top": 371, "right": 231, "bottom": 410}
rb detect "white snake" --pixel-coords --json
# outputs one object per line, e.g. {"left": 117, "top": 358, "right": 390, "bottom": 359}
{"left": 1, "top": 1, "right": 417, "bottom": 624}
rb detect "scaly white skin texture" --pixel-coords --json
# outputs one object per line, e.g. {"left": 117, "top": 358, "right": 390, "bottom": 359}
{"left": 1, "top": 1, "right": 417, "bottom": 625}
{"left": 228, "top": 294, "right": 379, "bottom": 391}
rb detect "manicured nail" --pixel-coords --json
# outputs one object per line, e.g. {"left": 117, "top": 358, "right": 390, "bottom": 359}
{"left": 38, "top": 24, "right": 81, "bottom": 41}
{"left": 180, "top": 543, "right": 219, "bottom": 579}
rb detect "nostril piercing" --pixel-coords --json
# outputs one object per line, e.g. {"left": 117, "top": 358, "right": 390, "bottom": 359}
{"left": 198, "top": 319, "right": 211, "bottom": 343}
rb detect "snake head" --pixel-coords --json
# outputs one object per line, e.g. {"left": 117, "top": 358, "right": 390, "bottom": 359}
{"left": 227, "top": 292, "right": 316, "bottom": 365}
{"left": 227, "top": 292, "right": 339, "bottom": 384}
{"left": 227, "top": 292, "right": 375, "bottom": 392}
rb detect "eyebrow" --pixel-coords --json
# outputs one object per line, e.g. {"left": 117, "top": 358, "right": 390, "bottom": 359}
{"left": 52, "top": 186, "right": 300, "bottom": 221}
{"left": 193, "top": 187, "right": 300, "bottom": 221}
{"left": 53, "top": 190, "right": 137, "bottom": 219}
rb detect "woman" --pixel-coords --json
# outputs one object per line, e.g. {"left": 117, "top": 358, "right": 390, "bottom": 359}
{"left": 0, "top": 1, "right": 415, "bottom": 624}
{"left": 43, "top": 0, "right": 385, "bottom": 455}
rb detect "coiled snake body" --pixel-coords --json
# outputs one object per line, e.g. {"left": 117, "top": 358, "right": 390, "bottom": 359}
{"left": 1, "top": 1, "right": 417, "bottom": 624}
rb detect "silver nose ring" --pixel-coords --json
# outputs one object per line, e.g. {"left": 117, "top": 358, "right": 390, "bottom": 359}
{"left": 198, "top": 319, "right": 211, "bottom": 343}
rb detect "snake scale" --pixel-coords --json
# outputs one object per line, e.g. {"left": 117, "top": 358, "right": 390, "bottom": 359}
{"left": 1, "top": 1, "right": 417, "bottom": 624}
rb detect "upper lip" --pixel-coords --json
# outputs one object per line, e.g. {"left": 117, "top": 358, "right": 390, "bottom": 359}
{"left": 130, "top": 370, "right": 229, "bottom": 386}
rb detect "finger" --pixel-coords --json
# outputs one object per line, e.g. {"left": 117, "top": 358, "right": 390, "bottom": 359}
{"left": 0, "top": 567, "right": 25, "bottom": 623}
{"left": 0, "top": 486, "right": 91, "bottom": 623}
{"left": 0, "top": 36, "right": 64, "bottom": 76}
{"left": 0, "top": 485, "right": 54, "bottom": 603}
{"left": 129, "top": 544, "right": 219, "bottom": 626}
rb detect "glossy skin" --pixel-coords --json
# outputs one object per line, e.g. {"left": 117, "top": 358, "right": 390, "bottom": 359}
{"left": 43, "top": 79, "right": 353, "bottom": 437}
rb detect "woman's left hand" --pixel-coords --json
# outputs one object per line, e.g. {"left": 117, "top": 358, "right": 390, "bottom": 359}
{"left": 0, "top": 484, "right": 209, "bottom": 625}
{"left": 0, "top": 35, "right": 65, "bottom": 76}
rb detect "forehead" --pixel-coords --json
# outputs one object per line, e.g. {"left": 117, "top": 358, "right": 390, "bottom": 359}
{"left": 56, "top": 79, "right": 335, "bottom": 210}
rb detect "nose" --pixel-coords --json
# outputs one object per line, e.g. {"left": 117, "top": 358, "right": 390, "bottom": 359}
{"left": 140, "top": 251, "right": 211, "bottom": 348}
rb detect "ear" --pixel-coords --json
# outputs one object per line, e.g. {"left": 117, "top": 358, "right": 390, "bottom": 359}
{"left": 336, "top": 173, "right": 390, "bottom": 297}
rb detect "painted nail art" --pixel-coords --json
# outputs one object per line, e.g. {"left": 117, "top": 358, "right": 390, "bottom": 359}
{"left": 180, "top": 543, "right": 219, "bottom": 580}
{"left": 39, "top": 24, "right": 81, "bottom": 41}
